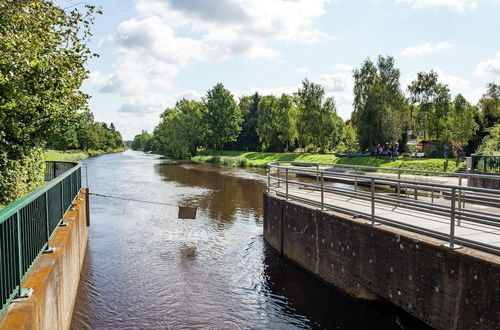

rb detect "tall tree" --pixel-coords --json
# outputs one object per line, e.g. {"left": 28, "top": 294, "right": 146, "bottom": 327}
{"left": 203, "top": 83, "right": 242, "bottom": 150}
{"left": 295, "top": 79, "right": 342, "bottom": 151}
{"left": 478, "top": 82, "right": 500, "bottom": 129}
{"left": 408, "top": 71, "right": 451, "bottom": 140}
{"left": 351, "top": 56, "right": 407, "bottom": 150}
{"left": 445, "top": 94, "right": 478, "bottom": 146}
{"left": 231, "top": 92, "right": 260, "bottom": 151}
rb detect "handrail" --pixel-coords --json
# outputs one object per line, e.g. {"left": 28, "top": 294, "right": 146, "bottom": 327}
{"left": 0, "top": 161, "right": 82, "bottom": 317}
{"left": 267, "top": 162, "right": 500, "bottom": 256}
{"left": 268, "top": 160, "right": 500, "bottom": 180}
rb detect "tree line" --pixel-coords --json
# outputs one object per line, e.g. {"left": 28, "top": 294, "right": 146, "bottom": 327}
{"left": 133, "top": 56, "right": 499, "bottom": 158}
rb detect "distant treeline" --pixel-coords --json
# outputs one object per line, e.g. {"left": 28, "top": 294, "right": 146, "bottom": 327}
{"left": 47, "top": 110, "right": 124, "bottom": 152}
{"left": 132, "top": 56, "right": 499, "bottom": 158}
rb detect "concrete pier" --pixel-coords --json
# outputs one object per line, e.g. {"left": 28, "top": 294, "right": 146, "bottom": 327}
{"left": 263, "top": 191, "right": 500, "bottom": 330}
{"left": 0, "top": 189, "right": 89, "bottom": 330}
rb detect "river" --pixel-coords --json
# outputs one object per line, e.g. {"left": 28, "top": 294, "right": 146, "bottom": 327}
{"left": 70, "top": 150, "right": 428, "bottom": 329}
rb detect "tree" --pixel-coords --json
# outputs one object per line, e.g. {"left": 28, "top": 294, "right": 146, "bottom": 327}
{"left": 351, "top": 56, "right": 407, "bottom": 150}
{"left": 131, "top": 131, "right": 152, "bottom": 151}
{"left": 230, "top": 93, "right": 261, "bottom": 151}
{"left": 477, "top": 124, "right": 500, "bottom": 155}
{"left": 408, "top": 71, "right": 451, "bottom": 140}
{"left": 256, "top": 94, "right": 297, "bottom": 151}
{"left": 478, "top": 82, "right": 500, "bottom": 129}
{"left": 0, "top": 0, "right": 100, "bottom": 159}
{"left": 445, "top": 94, "right": 478, "bottom": 146}
{"left": 203, "top": 83, "right": 242, "bottom": 150}
{"left": 295, "top": 79, "right": 342, "bottom": 152}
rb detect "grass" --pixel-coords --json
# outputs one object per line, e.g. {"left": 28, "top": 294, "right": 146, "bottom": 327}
{"left": 43, "top": 147, "right": 127, "bottom": 162}
{"left": 192, "top": 150, "right": 466, "bottom": 173}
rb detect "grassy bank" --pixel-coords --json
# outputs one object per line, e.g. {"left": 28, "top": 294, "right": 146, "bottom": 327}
{"left": 192, "top": 150, "right": 465, "bottom": 173}
{"left": 44, "top": 147, "right": 127, "bottom": 162}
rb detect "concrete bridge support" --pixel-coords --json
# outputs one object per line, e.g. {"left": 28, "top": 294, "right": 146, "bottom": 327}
{"left": 0, "top": 189, "right": 89, "bottom": 330}
{"left": 263, "top": 192, "right": 499, "bottom": 330}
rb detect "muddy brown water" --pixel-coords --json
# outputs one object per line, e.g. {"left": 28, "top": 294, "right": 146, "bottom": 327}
{"left": 70, "top": 150, "right": 429, "bottom": 329}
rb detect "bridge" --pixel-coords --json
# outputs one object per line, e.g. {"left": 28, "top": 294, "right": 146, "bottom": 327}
{"left": 263, "top": 162, "right": 500, "bottom": 330}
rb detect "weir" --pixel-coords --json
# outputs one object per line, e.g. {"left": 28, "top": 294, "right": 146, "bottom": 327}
{"left": 263, "top": 162, "right": 500, "bottom": 330}
{"left": 0, "top": 162, "right": 88, "bottom": 329}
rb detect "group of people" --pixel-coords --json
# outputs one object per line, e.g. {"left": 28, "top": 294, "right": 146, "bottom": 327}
{"left": 444, "top": 144, "right": 465, "bottom": 161}
{"left": 373, "top": 144, "right": 399, "bottom": 158}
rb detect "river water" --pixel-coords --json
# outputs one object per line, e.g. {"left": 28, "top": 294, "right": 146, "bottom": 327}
{"left": 71, "top": 150, "right": 428, "bottom": 329}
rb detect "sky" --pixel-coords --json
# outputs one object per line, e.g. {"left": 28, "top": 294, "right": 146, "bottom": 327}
{"left": 59, "top": 0, "right": 500, "bottom": 140}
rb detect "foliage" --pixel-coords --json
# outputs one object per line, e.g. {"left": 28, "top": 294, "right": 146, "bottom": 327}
{"left": 131, "top": 130, "right": 153, "bottom": 151}
{"left": 408, "top": 71, "right": 451, "bottom": 140}
{"left": 444, "top": 94, "right": 478, "bottom": 146}
{"left": 256, "top": 94, "right": 297, "bottom": 151}
{"left": 351, "top": 56, "right": 407, "bottom": 150}
{"left": 295, "top": 79, "right": 343, "bottom": 152}
{"left": 478, "top": 82, "right": 500, "bottom": 129}
{"left": 229, "top": 93, "right": 261, "bottom": 151}
{"left": 0, "top": 148, "right": 45, "bottom": 204}
{"left": 477, "top": 124, "right": 500, "bottom": 155}
{"left": 151, "top": 99, "right": 206, "bottom": 158}
{"left": 203, "top": 83, "right": 242, "bottom": 150}
{"left": 0, "top": 0, "right": 100, "bottom": 159}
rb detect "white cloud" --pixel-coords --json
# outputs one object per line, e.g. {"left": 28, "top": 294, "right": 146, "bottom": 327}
{"left": 433, "top": 68, "right": 471, "bottom": 94}
{"left": 296, "top": 67, "right": 310, "bottom": 74}
{"left": 475, "top": 51, "right": 500, "bottom": 76}
{"left": 333, "top": 63, "right": 353, "bottom": 72}
{"left": 92, "top": 0, "right": 333, "bottom": 138}
{"left": 395, "top": 0, "right": 478, "bottom": 11}
{"left": 318, "top": 73, "right": 353, "bottom": 92}
{"left": 398, "top": 42, "right": 453, "bottom": 57}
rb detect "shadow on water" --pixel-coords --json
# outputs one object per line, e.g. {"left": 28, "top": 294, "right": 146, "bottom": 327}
{"left": 70, "top": 151, "right": 430, "bottom": 329}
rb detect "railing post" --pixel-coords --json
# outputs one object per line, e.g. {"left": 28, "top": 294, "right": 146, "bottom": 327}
{"left": 414, "top": 186, "right": 418, "bottom": 200}
{"left": 320, "top": 172, "right": 324, "bottom": 210}
{"left": 397, "top": 171, "right": 401, "bottom": 199}
{"left": 316, "top": 164, "right": 319, "bottom": 186}
{"left": 277, "top": 167, "right": 281, "bottom": 188}
{"left": 444, "top": 187, "right": 461, "bottom": 250}
{"left": 15, "top": 212, "right": 31, "bottom": 297}
{"left": 285, "top": 168, "right": 289, "bottom": 200}
{"left": 354, "top": 167, "right": 358, "bottom": 192}
{"left": 370, "top": 178, "right": 375, "bottom": 224}
{"left": 267, "top": 167, "right": 270, "bottom": 192}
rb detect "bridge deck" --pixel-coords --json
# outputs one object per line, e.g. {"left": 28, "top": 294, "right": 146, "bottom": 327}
{"left": 273, "top": 186, "right": 500, "bottom": 250}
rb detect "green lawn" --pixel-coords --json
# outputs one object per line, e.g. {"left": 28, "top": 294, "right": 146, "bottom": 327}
{"left": 43, "top": 147, "right": 127, "bottom": 162}
{"left": 192, "top": 150, "right": 465, "bottom": 173}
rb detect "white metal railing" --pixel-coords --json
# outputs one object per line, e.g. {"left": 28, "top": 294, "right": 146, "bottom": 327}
{"left": 266, "top": 162, "right": 500, "bottom": 256}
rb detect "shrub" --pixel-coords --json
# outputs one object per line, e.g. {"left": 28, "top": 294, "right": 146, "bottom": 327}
{"left": 0, "top": 148, "right": 45, "bottom": 205}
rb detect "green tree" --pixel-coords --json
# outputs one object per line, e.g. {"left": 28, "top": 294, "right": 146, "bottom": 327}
{"left": 203, "top": 83, "right": 242, "bottom": 150}
{"left": 0, "top": 0, "right": 100, "bottom": 203}
{"left": 256, "top": 94, "right": 297, "bottom": 151}
{"left": 477, "top": 124, "right": 500, "bottom": 155}
{"left": 351, "top": 56, "right": 407, "bottom": 150}
{"left": 408, "top": 71, "right": 451, "bottom": 140}
{"left": 445, "top": 94, "right": 478, "bottom": 146}
{"left": 295, "top": 79, "right": 342, "bottom": 152}
{"left": 131, "top": 131, "right": 153, "bottom": 151}
{"left": 230, "top": 93, "right": 261, "bottom": 151}
{"left": 478, "top": 82, "right": 500, "bottom": 129}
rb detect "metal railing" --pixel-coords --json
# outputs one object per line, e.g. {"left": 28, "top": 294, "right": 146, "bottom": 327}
{"left": 267, "top": 161, "right": 500, "bottom": 256}
{"left": 0, "top": 161, "right": 82, "bottom": 317}
{"left": 472, "top": 154, "right": 500, "bottom": 173}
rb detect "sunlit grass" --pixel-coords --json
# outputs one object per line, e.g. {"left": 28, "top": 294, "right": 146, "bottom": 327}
{"left": 192, "top": 150, "right": 466, "bottom": 173}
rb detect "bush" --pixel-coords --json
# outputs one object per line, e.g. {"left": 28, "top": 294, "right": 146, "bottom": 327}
{"left": 0, "top": 149, "right": 45, "bottom": 205}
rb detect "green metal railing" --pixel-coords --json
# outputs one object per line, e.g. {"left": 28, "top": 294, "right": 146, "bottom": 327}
{"left": 472, "top": 154, "right": 500, "bottom": 173}
{"left": 0, "top": 161, "right": 81, "bottom": 317}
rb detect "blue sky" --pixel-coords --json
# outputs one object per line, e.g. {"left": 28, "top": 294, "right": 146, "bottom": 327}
{"left": 62, "top": 0, "right": 500, "bottom": 139}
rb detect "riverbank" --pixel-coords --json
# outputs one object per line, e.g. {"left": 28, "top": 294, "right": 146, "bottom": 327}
{"left": 191, "top": 150, "right": 465, "bottom": 173}
{"left": 44, "top": 147, "right": 127, "bottom": 162}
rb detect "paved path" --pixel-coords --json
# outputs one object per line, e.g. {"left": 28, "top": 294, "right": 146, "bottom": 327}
{"left": 273, "top": 185, "right": 500, "bottom": 253}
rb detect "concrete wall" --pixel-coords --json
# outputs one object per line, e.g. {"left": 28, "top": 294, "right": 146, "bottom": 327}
{"left": 0, "top": 190, "right": 89, "bottom": 330}
{"left": 263, "top": 192, "right": 500, "bottom": 330}
{"left": 468, "top": 171, "right": 500, "bottom": 190}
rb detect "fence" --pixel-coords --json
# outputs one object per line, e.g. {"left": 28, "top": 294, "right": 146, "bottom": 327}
{"left": 267, "top": 162, "right": 500, "bottom": 256}
{"left": 0, "top": 161, "right": 82, "bottom": 317}
{"left": 472, "top": 154, "right": 500, "bottom": 173}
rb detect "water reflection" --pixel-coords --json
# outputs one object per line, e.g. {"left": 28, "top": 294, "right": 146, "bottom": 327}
{"left": 70, "top": 151, "right": 429, "bottom": 329}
